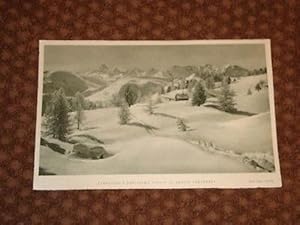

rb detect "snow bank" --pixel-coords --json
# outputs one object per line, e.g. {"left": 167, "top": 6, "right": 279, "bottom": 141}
{"left": 222, "top": 112, "right": 270, "bottom": 127}
{"left": 41, "top": 138, "right": 73, "bottom": 155}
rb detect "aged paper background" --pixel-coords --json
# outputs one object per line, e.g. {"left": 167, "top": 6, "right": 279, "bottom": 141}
{"left": 1, "top": 1, "right": 298, "bottom": 224}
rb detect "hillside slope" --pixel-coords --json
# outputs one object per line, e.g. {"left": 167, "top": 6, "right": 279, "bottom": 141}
{"left": 231, "top": 74, "right": 270, "bottom": 113}
{"left": 43, "top": 71, "right": 88, "bottom": 96}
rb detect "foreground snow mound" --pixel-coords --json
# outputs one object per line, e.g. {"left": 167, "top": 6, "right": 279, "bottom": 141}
{"left": 73, "top": 143, "right": 110, "bottom": 159}
{"left": 208, "top": 112, "right": 274, "bottom": 154}
{"left": 41, "top": 137, "right": 73, "bottom": 155}
{"left": 40, "top": 136, "right": 256, "bottom": 175}
{"left": 223, "top": 112, "right": 270, "bottom": 127}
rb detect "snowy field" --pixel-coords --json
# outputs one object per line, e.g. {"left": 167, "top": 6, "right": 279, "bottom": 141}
{"left": 232, "top": 75, "right": 270, "bottom": 113}
{"left": 39, "top": 74, "right": 275, "bottom": 175}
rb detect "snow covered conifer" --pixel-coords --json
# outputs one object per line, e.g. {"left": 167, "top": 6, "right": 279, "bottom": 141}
{"left": 176, "top": 118, "right": 188, "bottom": 132}
{"left": 247, "top": 88, "right": 252, "bottom": 95}
{"left": 45, "top": 88, "right": 71, "bottom": 141}
{"left": 122, "top": 84, "right": 138, "bottom": 107}
{"left": 192, "top": 82, "right": 206, "bottom": 106}
{"left": 119, "top": 102, "right": 131, "bottom": 125}
{"left": 74, "top": 92, "right": 85, "bottom": 130}
{"left": 218, "top": 82, "right": 236, "bottom": 113}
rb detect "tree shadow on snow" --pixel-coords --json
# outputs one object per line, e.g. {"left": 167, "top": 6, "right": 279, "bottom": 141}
{"left": 127, "top": 122, "right": 158, "bottom": 134}
{"left": 187, "top": 128, "right": 196, "bottom": 131}
{"left": 82, "top": 126, "right": 99, "bottom": 131}
{"left": 153, "top": 112, "right": 182, "bottom": 120}
{"left": 40, "top": 138, "right": 66, "bottom": 154}
{"left": 204, "top": 104, "right": 257, "bottom": 116}
{"left": 68, "top": 134, "right": 104, "bottom": 144}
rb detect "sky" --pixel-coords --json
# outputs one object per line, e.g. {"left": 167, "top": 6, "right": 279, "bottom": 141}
{"left": 44, "top": 44, "right": 266, "bottom": 72}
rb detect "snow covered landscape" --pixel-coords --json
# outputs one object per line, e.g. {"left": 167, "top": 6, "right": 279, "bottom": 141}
{"left": 38, "top": 44, "right": 275, "bottom": 175}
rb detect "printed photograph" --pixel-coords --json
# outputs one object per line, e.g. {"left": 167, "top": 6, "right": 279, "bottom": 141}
{"left": 37, "top": 41, "right": 278, "bottom": 176}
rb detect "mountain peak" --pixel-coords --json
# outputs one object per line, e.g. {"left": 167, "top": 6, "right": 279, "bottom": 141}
{"left": 111, "top": 67, "right": 122, "bottom": 75}
{"left": 98, "top": 64, "right": 109, "bottom": 73}
{"left": 223, "top": 64, "right": 249, "bottom": 77}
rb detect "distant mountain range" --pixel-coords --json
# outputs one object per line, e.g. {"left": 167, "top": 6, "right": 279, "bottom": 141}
{"left": 43, "top": 64, "right": 263, "bottom": 98}
{"left": 81, "top": 63, "right": 252, "bottom": 80}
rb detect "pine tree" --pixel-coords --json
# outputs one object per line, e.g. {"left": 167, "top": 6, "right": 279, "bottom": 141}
{"left": 192, "top": 82, "right": 206, "bottom": 106}
{"left": 187, "top": 79, "right": 196, "bottom": 92}
{"left": 145, "top": 99, "right": 156, "bottom": 115}
{"left": 227, "top": 76, "right": 231, "bottom": 84}
{"left": 218, "top": 82, "right": 236, "bottom": 113}
{"left": 206, "top": 76, "right": 215, "bottom": 89}
{"left": 119, "top": 102, "right": 131, "bottom": 125}
{"left": 123, "top": 84, "right": 138, "bottom": 107}
{"left": 45, "top": 88, "right": 71, "bottom": 141}
{"left": 74, "top": 92, "right": 85, "bottom": 130}
{"left": 247, "top": 88, "right": 252, "bottom": 95}
{"left": 176, "top": 118, "right": 188, "bottom": 132}
{"left": 166, "top": 86, "right": 171, "bottom": 93}
{"left": 255, "top": 83, "right": 262, "bottom": 91}
{"left": 160, "top": 86, "right": 165, "bottom": 94}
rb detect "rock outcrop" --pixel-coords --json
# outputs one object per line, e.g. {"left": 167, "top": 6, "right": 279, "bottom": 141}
{"left": 73, "top": 143, "right": 110, "bottom": 159}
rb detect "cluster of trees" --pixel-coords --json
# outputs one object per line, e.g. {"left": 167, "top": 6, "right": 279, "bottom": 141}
{"left": 191, "top": 77, "right": 237, "bottom": 113}
{"left": 164, "top": 74, "right": 234, "bottom": 97}
{"left": 67, "top": 96, "right": 96, "bottom": 112}
{"left": 249, "top": 67, "right": 267, "bottom": 76}
{"left": 255, "top": 80, "right": 267, "bottom": 91}
{"left": 42, "top": 93, "right": 96, "bottom": 115}
{"left": 117, "top": 76, "right": 237, "bottom": 131}
{"left": 44, "top": 88, "right": 85, "bottom": 141}
{"left": 44, "top": 85, "right": 139, "bottom": 139}
{"left": 248, "top": 80, "right": 268, "bottom": 95}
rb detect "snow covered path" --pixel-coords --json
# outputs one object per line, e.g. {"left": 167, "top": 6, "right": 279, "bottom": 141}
{"left": 40, "top": 136, "right": 255, "bottom": 175}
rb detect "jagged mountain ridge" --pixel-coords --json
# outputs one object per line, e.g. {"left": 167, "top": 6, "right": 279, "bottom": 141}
{"left": 43, "top": 64, "right": 252, "bottom": 100}
{"left": 78, "top": 63, "right": 250, "bottom": 81}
